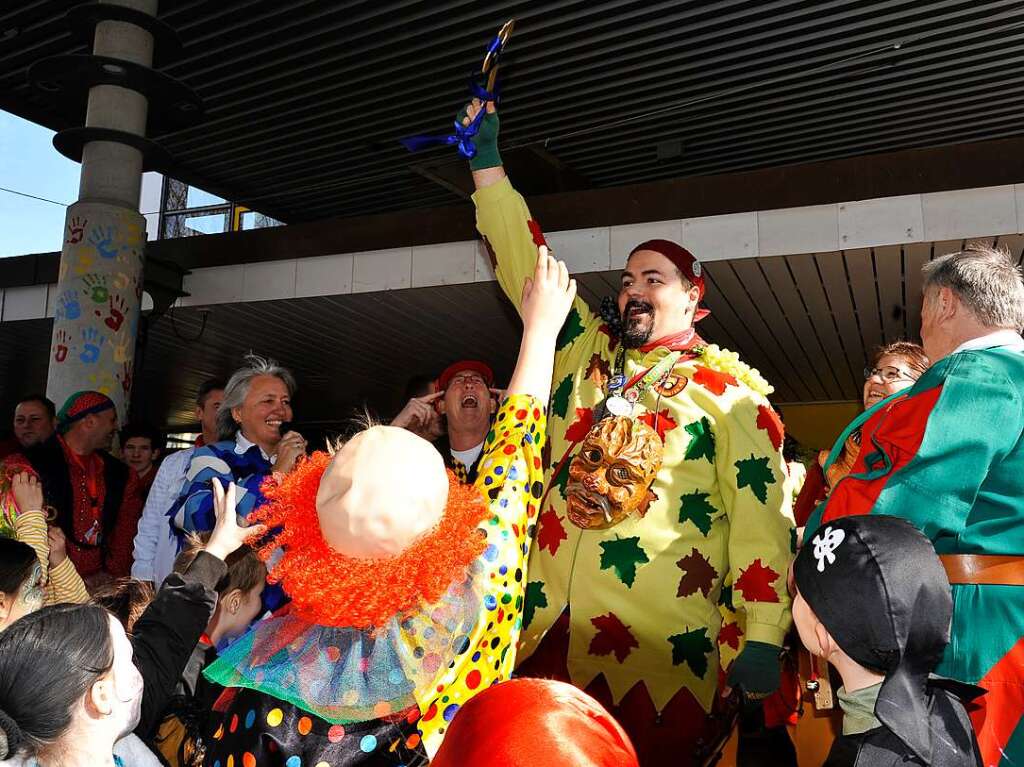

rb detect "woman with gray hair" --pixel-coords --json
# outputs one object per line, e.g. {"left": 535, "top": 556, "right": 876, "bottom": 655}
{"left": 165, "top": 356, "right": 304, "bottom": 601}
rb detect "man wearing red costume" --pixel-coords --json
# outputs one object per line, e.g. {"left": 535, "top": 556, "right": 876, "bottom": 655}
{"left": 23, "top": 391, "right": 143, "bottom": 584}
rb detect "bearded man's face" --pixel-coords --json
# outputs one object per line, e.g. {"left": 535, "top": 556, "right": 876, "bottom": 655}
{"left": 617, "top": 249, "right": 699, "bottom": 348}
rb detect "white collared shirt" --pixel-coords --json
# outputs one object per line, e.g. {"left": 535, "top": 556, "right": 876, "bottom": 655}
{"left": 951, "top": 329, "right": 1024, "bottom": 355}
{"left": 235, "top": 431, "right": 277, "bottom": 464}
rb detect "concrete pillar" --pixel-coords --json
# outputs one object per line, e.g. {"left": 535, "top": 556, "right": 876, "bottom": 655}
{"left": 47, "top": 0, "right": 158, "bottom": 424}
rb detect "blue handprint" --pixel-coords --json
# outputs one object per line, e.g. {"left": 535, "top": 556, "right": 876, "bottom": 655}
{"left": 87, "top": 225, "right": 118, "bottom": 260}
{"left": 79, "top": 327, "right": 106, "bottom": 364}
{"left": 56, "top": 290, "right": 81, "bottom": 321}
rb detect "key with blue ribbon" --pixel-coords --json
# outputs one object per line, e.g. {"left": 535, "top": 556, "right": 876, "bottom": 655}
{"left": 400, "top": 19, "right": 515, "bottom": 159}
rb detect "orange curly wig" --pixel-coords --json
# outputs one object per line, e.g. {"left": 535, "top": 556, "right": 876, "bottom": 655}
{"left": 252, "top": 451, "right": 490, "bottom": 630}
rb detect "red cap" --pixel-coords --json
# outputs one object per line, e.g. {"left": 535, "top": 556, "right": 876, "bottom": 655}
{"left": 629, "top": 239, "right": 704, "bottom": 298}
{"left": 436, "top": 360, "right": 495, "bottom": 392}
{"left": 628, "top": 239, "right": 709, "bottom": 322}
{"left": 431, "top": 678, "right": 639, "bottom": 767}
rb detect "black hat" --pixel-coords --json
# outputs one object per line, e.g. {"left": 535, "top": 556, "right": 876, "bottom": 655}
{"left": 794, "top": 515, "right": 952, "bottom": 764}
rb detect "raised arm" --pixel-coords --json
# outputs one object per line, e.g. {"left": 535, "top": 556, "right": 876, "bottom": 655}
{"left": 506, "top": 245, "right": 577, "bottom": 405}
{"left": 462, "top": 99, "right": 596, "bottom": 344}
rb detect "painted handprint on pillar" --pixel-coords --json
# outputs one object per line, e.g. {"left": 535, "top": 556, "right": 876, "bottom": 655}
{"left": 82, "top": 274, "right": 109, "bottom": 304}
{"left": 116, "top": 360, "right": 133, "bottom": 396}
{"left": 56, "top": 291, "right": 82, "bottom": 321}
{"left": 88, "top": 371, "right": 116, "bottom": 397}
{"left": 112, "top": 336, "right": 130, "bottom": 364}
{"left": 53, "top": 330, "right": 70, "bottom": 363}
{"left": 79, "top": 327, "right": 106, "bottom": 364}
{"left": 87, "top": 225, "right": 118, "bottom": 260}
{"left": 103, "top": 295, "right": 127, "bottom": 332}
{"left": 66, "top": 216, "right": 86, "bottom": 245}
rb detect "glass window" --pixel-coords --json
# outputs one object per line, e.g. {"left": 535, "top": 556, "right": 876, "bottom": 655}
{"left": 163, "top": 178, "right": 226, "bottom": 212}
{"left": 162, "top": 209, "right": 230, "bottom": 238}
{"left": 238, "top": 209, "right": 282, "bottom": 231}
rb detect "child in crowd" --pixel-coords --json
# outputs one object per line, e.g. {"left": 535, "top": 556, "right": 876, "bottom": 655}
{"left": 154, "top": 533, "right": 266, "bottom": 766}
{"left": 1, "top": 467, "right": 88, "bottom": 609}
{"left": 93, "top": 578, "right": 156, "bottom": 634}
{"left": 792, "top": 515, "right": 982, "bottom": 767}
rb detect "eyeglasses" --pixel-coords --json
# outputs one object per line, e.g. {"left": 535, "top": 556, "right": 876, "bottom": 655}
{"left": 863, "top": 365, "right": 915, "bottom": 384}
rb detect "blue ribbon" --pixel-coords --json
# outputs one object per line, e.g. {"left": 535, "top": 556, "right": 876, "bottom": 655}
{"left": 399, "top": 30, "right": 506, "bottom": 158}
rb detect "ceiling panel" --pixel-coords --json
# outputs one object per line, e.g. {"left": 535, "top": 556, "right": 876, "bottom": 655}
{"left": 3, "top": 1, "right": 1024, "bottom": 223}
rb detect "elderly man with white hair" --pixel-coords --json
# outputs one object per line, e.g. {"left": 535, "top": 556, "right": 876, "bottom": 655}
{"left": 804, "top": 244, "right": 1024, "bottom": 767}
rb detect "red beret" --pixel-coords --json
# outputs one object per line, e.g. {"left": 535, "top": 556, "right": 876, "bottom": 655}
{"left": 436, "top": 360, "right": 495, "bottom": 392}
{"left": 628, "top": 239, "right": 705, "bottom": 299}
{"left": 628, "top": 239, "right": 710, "bottom": 321}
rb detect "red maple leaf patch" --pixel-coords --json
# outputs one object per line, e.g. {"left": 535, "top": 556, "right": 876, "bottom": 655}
{"left": 638, "top": 409, "right": 679, "bottom": 442}
{"left": 718, "top": 621, "right": 744, "bottom": 650}
{"left": 585, "top": 353, "right": 611, "bottom": 387}
{"left": 527, "top": 219, "right": 548, "bottom": 248}
{"left": 693, "top": 366, "right": 738, "bottom": 396}
{"left": 735, "top": 559, "right": 781, "bottom": 603}
{"left": 756, "top": 404, "right": 785, "bottom": 451}
{"left": 589, "top": 612, "right": 640, "bottom": 663}
{"left": 676, "top": 547, "right": 718, "bottom": 598}
{"left": 564, "top": 407, "right": 596, "bottom": 444}
{"left": 597, "top": 324, "right": 620, "bottom": 352}
{"left": 537, "top": 507, "right": 568, "bottom": 556}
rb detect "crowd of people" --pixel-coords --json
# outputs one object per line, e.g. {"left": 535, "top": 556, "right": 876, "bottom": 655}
{"left": 0, "top": 94, "right": 1021, "bottom": 767}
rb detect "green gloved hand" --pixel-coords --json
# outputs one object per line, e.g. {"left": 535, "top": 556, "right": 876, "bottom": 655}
{"left": 727, "top": 640, "right": 782, "bottom": 697}
{"left": 460, "top": 110, "right": 500, "bottom": 171}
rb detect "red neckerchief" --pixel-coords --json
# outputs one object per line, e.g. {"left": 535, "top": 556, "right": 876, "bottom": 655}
{"left": 638, "top": 328, "right": 704, "bottom": 353}
{"left": 622, "top": 329, "right": 705, "bottom": 390}
{"left": 59, "top": 435, "right": 102, "bottom": 508}
{"left": 195, "top": 435, "right": 206, "bottom": 448}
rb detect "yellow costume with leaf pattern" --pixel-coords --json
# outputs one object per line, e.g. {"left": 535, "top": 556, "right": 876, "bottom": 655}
{"left": 474, "top": 177, "right": 795, "bottom": 715}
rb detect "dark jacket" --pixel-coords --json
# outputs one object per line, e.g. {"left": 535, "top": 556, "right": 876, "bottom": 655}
{"left": 133, "top": 551, "right": 226, "bottom": 739}
{"left": 824, "top": 679, "right": 982, "bottom": 767}
{"left": 24, "top": 434, "right": 136, "bottom": 575}
{"left": 434, "top": 433, "right": 483, "bottom": 484}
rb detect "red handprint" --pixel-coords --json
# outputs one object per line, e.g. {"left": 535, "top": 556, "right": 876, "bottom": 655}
{"left": 53, "top": 329, "right": 70, "bottom": 363}
{"left": 117, "top": 360, "right": 133, "bottom": 395}
{"left": 66, "top": 216, "right": 86, "bottom": 245}
{"left": 104, "top": 295, "right": 126, "bottom": 332}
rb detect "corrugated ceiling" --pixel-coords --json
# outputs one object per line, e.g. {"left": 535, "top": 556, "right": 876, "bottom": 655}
{"left": 3, "top": 1, "right": 1024, "bottom": 222}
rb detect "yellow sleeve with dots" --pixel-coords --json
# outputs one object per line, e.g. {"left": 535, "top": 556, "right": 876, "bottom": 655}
{"left": 417, "top": 394, "right": 547, "bottom": 756}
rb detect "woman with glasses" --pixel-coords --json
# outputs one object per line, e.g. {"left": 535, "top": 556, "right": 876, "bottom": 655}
{"left": 793, "top": 341, "right": 929, "bottom": 526}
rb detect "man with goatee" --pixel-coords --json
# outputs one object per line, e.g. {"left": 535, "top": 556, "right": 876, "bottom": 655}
{"left": 460, "top": 96, "right": 795, "bottom": 765}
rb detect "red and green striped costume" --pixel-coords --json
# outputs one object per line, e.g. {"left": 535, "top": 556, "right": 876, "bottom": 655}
{"left": 805, "top": 338, "right": 1024, "bottom": 766}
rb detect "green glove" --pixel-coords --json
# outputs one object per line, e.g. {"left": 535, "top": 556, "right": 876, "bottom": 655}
{"left": 466, "top": 112, "right": 502, "bottom": 171}
{"left": 727, "top": 640, "right": 781, "bottom": 696}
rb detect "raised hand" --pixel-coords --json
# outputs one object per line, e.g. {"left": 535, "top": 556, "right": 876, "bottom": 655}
{"left": 391, "top": 390, "right": 446, "bottom": 441}
{"left": 12, "top": 472, "right": 43, "bottom": 513}
{"left": 206, "top": 480, "right": 267, "bottom": 562}
{"left": 460, "top": 97, "right": 504, "bottom": 180}
{"left": 47, "top": 525, "right": 68, "bottom": 566}
{"left": 520, "top": 245, "right": 577, "bottom": 338}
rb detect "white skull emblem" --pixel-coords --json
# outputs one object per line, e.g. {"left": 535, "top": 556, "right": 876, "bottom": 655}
{"left": 812, "top": 526, "right": 846, "bottom": 573}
